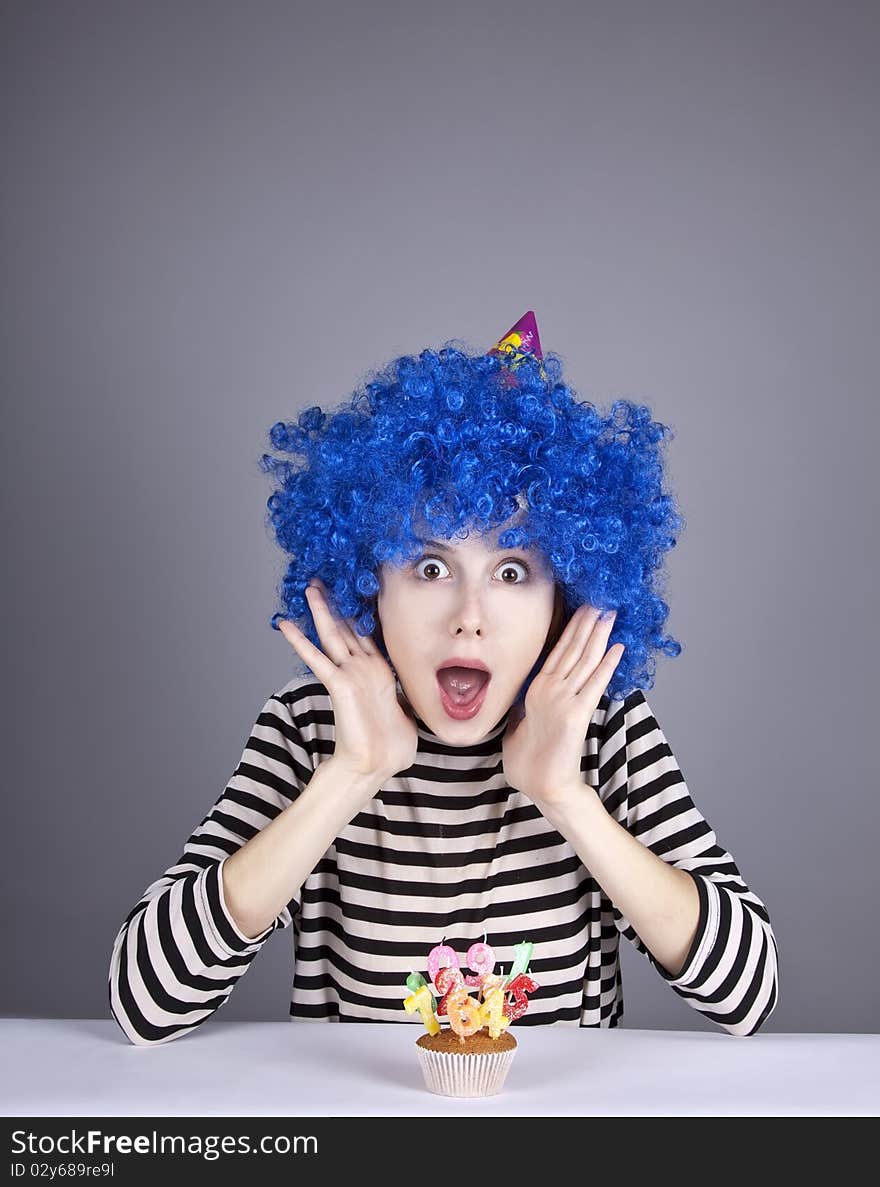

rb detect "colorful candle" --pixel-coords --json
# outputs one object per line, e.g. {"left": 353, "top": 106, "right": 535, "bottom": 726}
{"left": 479, "top": 983, "right": 510, "bottom": 1039}
{"left": 434, "top": 964, "right": 465, "bottom": 1018}
{"left": 504, "top": 940, "right": 534, "bottom": 987}
{"left": 403, "top": 939, "right": 537, "bottom": 1038}
{"left": 503, "top": 973, "right": 539, "bottom": 1022}
{"left": 446, "top": 985, "right": 482, "bottom": 1040}
{"left": 480, "top": 971, "right": 505, "bottom": 998}
{"left": 464, "top": 939, "right": 495, "bottom": 987}
{"left": 427, "top": 942, "right": 459, "bottom": 987}
{"left": 403, "top": 983, "right": 440, "bottom": 1034}
{"left": 406, "top": 970, "right": 436, "bottom": 1012}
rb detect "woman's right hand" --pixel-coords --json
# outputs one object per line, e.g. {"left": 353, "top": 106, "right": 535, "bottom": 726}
{"left": 277, "top": 578, "right": 419, "bottom": 786}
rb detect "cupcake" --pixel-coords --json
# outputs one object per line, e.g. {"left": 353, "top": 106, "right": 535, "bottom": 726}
{"left": 403, "top": 938, "right": 539, "bottom": 1098}
{"left": 415, "top": 1026, "right": 518, "bottom": 1098}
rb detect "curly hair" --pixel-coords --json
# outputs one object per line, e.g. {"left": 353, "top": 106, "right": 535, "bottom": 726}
{"left": 258, "top": 343, "right": 684, "bottom": 702}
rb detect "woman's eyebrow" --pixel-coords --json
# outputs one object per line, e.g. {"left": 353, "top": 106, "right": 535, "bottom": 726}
{"left": 420, "top": 539, "right": 528, "bottom": 555}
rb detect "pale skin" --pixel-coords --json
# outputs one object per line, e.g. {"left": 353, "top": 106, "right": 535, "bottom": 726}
{"left": 272, "top": 541, "right": 700, "bottom": 979}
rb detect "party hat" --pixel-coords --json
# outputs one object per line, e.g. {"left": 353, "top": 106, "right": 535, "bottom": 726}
{"left": 487, "top": 311, "right": 546, "bottom": 383}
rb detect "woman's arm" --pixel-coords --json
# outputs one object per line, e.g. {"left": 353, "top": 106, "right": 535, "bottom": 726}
{"left": 221, "top": 756, "right": 380, "bottom": 939}
{"left": 108, "top": 688, "right": 376, "bottom": 1047}
{"left": 539, "top": 785, "right": 702, "bottom": 979}
{"left": 545, "top": 689, "right": 779, "bottom": 1037}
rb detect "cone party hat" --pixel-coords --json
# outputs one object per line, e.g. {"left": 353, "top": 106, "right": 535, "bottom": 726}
{"left": 487, "top": 311, "right": 546, "bottom": 384}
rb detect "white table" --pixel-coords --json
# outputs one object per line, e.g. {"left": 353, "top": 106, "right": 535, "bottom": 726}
{"left": 3, "top": 1020, "right": 877, "bottom": 1116}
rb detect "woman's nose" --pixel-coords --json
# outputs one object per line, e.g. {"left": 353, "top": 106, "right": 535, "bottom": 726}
{"left": 449, "top": 590, "right": 487, "bottom": 635}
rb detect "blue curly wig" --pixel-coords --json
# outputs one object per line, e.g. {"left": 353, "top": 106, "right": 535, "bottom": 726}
{"left": 259, "top": 342, "right": 684, "bottom": 702}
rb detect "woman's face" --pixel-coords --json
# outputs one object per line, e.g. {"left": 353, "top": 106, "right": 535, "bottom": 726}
{"left": 376, "top": 527, "right": 565, "bottom": 744}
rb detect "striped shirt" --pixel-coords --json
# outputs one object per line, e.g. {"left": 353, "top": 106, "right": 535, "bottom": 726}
{"left": 108, "top": 676, "right": 779, "bottom": 1045}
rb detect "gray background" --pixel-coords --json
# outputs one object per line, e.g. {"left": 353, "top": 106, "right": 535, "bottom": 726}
{"left": 3, "top": 0, "right": 878, "bottom": 1034}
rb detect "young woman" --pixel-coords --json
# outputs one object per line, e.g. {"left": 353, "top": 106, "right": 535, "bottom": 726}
{"left": 109, "top": 313, "right": 778, "bottom": 1044}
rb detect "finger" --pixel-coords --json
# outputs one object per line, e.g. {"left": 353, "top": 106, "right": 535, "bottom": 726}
{"left": 574, "top": 640, "right": 625, "bottom": 698}
{"left": 348, "top": 622, "right": 379, "bottom": 655}
{"left": 277, "top": 619, "right": 340, "bottom": 689}
{"left": 547, "top": 604, "right": 607, "bottom": 679}
{"left": 569, "top": 611, "right": 618, "bottom": 692}
{"left": 562, "top": 606, "right": 614, "bottom": 681}
{"left": 307, "top": 580, "right": 378, "bottom": 657}
{"left": 304, "top": 585, "right": 359, "bottom": 665}
{"left": 541, "top": 603, "right": 601, "bottom": 677}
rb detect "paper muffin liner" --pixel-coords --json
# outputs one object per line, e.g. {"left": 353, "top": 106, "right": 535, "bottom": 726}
{"left": 416, "top": 1043, "right": 517, "bottom": 1098}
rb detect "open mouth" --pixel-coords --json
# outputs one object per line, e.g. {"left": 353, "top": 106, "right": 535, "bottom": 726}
{"left": 435, "top": 664, "right": 492, "bottom": 719}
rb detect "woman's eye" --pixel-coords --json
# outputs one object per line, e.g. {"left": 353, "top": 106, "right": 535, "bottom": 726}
{"left": 414, "top": 556, "right": 450, "bottom": 580}
{"left": 495, "top": 560, "right": 530, "bottom": 583}
{"left": 413, "top": 556, "right": 530, "bottom": 583}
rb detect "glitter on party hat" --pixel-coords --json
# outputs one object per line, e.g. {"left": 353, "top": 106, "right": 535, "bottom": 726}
{"left": 487, "top": 311, "right": 546, "bottom": 384}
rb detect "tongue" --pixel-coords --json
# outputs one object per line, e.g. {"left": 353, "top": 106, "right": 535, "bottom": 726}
{"left": 437, "top": 667, "right": 490, "bottom": 705}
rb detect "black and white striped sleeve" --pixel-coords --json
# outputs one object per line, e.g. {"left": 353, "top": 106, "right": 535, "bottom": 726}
{"left": 108, "top": 689, "right": 313, "bottom": 1046}
{"left": 597, "top": 689, "right": 779, "bottom": 1037}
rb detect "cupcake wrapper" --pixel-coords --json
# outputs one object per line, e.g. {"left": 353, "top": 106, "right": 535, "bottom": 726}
{"left": 416, "top": 1044, "right": 516, "bottom": 1098}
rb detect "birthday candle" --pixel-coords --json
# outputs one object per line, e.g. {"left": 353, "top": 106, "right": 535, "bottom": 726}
{"left": 479, "top": 984, "right": 510, "bottom": 1039}
{"left": 434, "top": 964, "right": 465, "bottom": 1018}
{"left": 405, "top": 939, "right": 538, "bottom": 1038}
{"left": 406, "top": 970, "right": 436, "bottom": 1012}
{"left": 403, "top": 983, "right": 440, "bottom": 1035}
{"left": 480, "top": 971, "right": 506, "bottom": 1000}
{"left": 504, "top": 941, "right": 534, "bottom": 987}
{"left": 427, "top": 942, "right": 459, "bottom": 987}
{"left": 464, "top": 939, "right": 496, "bottom": 988}
{"left": 446, "top": 984, "right": 482, "bottom": 1040}
{"left": 503, "top": 973, "right": 539, "bottom": 1022}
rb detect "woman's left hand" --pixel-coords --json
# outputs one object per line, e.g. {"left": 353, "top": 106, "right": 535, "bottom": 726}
{"left": 501, "top": 605, "right": 625, "bottom": 809}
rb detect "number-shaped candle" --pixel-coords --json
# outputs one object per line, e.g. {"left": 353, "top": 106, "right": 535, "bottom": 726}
{"left": 406, "top": 970, "right": 436, "bottom": 1012}
{"left": 434, "top": 964, "right": 465, "bottom": 1018}
{"left": 504, "top": 941, "right": 534, "bottom": 987}
{"left": 403, "top": 983, "right": 440, "bottom": 1034}
{"left": 427, "top": 943, "right": 459, "bottom": 987}
{"left": 446, "top": 985, "right": 482, "bottom": 1039}
{"left": 479, "top": 984, "right": 510, "bottom": 1039}
{"left": 464, "top": 940, "right": 496, "bottom": 988}
{"left": 503, "top": 973, "right": 539, "bottom": 1022}
{"left": 479, "top": 971, "right": 505, "bottom": 999}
